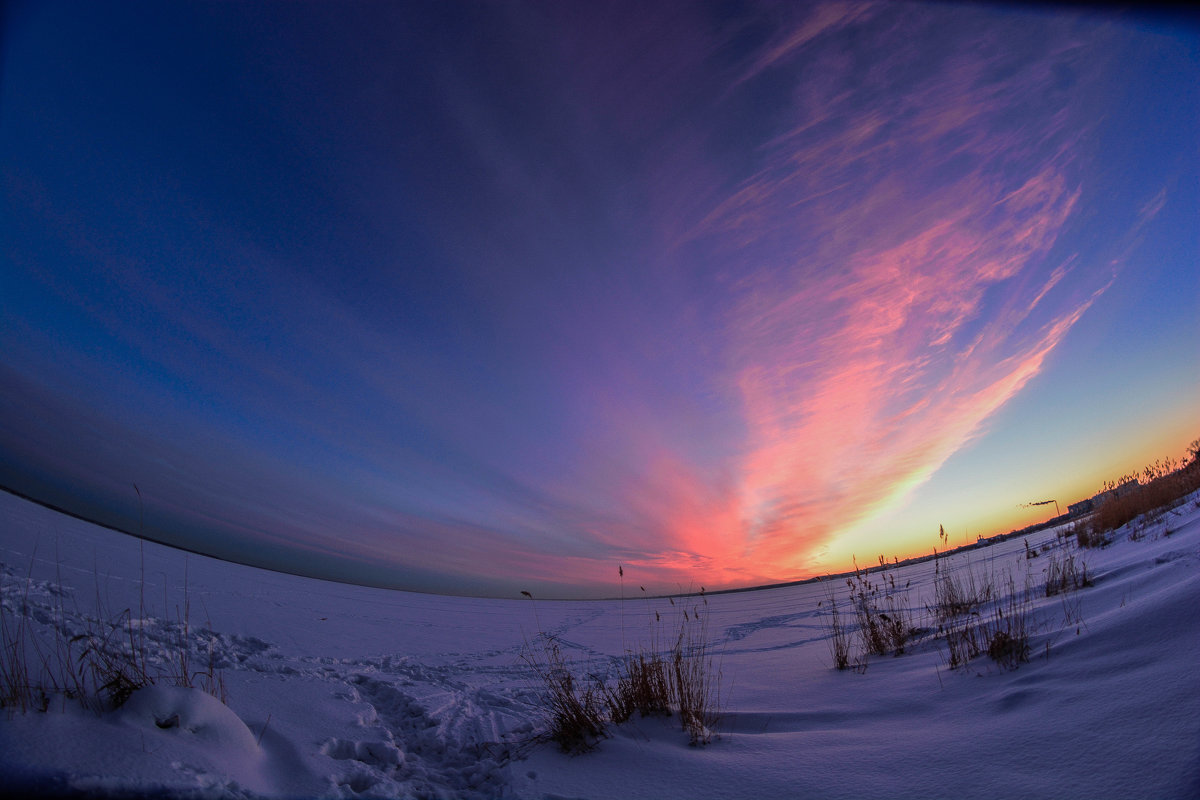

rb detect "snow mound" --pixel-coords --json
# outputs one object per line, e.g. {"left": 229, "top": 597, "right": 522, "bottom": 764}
{"left": 114, "top": 686, "right": 268, "bottom": 793}
{"left": 118, "top": 686, "right": 262, "bottom": 754}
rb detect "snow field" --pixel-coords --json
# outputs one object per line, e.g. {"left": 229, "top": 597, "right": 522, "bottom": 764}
{"left": 2, "top": 488, "right": 1199, "bottom": 798}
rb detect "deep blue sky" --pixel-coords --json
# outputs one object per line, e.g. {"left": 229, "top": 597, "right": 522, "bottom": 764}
{"left": 2, "top": 1, "right": 1197, "bottom": 597}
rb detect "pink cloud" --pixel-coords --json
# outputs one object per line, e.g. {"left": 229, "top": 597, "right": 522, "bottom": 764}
{"left": 737, "top": 1, "right": 878, "bottom": 86}
{"left": 640, "top": 7, "right": 1113, "bottom": 582}
{"left": 718, "top": 163, "right": 1093, "bottom": 573}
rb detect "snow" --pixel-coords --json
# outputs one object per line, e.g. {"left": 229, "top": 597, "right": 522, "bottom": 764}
{"left": 2, "top": 488, "right": 1199, "bottom": 798}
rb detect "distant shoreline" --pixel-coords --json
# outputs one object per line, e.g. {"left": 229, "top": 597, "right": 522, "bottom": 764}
{"left": 1, "top": 482, "right": 1084, "bottom": 602}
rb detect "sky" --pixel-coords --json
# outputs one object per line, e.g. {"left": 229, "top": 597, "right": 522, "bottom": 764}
{"left": 1, "top": 1, "right": 1197, "bottom": 598}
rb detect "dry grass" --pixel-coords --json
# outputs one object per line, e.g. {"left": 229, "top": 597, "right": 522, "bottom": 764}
{"left": 1083, "top": 448, "right": 1200, "bottom": 544}
{"left": 1075, "top": 523, "right": 1110, "bottom": 549}
{"left": 982, "top": 574, "right": 1033, "bottom": 670}
{"left": 606, "top": 648, "right": 671, "bottom": 723}
{"left": 929, "top": 552, "right": 998, "bottom": 670}
{"left": 942, "top": 617, "right": 981, "bottom": 670}
{"left": 1, "top": 562, "right": 57, "bottom": 712}
{"left": 1, "top": 549, "right": 226, "bottom": 715}
{"left": 847, "top": 560, "right": 916, "bottom": 657}
{"left": 3, "top": 489, "right": 227, "bottom": 715}
{"left": 938, "top": 571, "right": 1033, "bottom": 671}
{"left": 611, "top": 588, "right": 722, "bottom": 746}
{"left": 930, "top": 551, "right": 993, "bottom": 623}
{"left": 520, "top": 630, "right": 607, "bottom": 753}
{"left": 668, "top": 596, "right": 722, "bottom": 746}
{"left": 1045, "top": 551, "right": 1090, "bottom": 597}
{"left": 1, "top": 551, "right": 130, "bottom": 713}
{"left": 812, "top": 443, "right": 1196, "bottom": 676}
{"left": 522, "top": 578, "right": 723, "bottom": 751}
{"left": 606, "top": 584, "right": 672, "bottom": 723}
{"left": 819, "top": 558, "right": 926, "bottom": 669}
{"left": 822, "top": 586, "right": 853, "bottom": 671}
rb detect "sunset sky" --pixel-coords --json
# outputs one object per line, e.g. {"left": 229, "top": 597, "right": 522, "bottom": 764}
{"left": 2, "top": 1, "right": 1197, "bottom": 597}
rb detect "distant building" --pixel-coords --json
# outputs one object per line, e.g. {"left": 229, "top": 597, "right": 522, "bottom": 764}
{"left": 1092, "top": 479, "right": 1139, "bottom": 508}
{"left": 1068, "top": 479, "right": 1139, "bottom": 518}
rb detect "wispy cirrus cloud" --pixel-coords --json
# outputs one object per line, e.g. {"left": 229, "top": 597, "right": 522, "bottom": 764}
{"left": 5, "top": 0, "right": 1160, "bottom": 598}
{"left": 736, "top": 1, "right": 878, "bottom": 86}
{"left": 646, "top": 4, "right": 1113, "bottom": 579}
